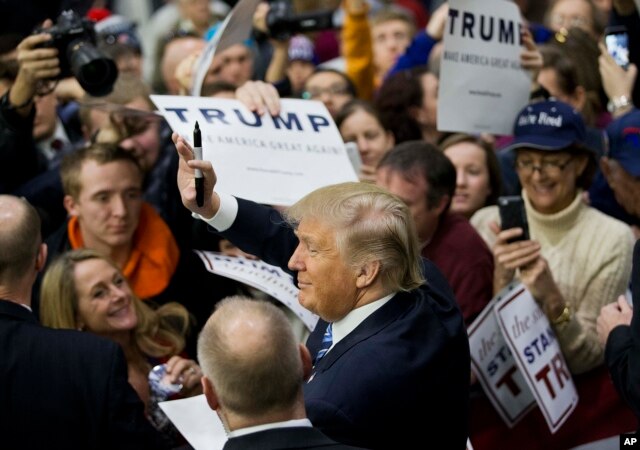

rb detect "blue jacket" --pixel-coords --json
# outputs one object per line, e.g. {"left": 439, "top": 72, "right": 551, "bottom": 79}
{"left": 218, "top": 198, "right": 471, "bottom": 449}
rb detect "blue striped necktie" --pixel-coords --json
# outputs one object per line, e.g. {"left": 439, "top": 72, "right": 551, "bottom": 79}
{"left": 313, "top": 323, "right": 333, "bottom": 365}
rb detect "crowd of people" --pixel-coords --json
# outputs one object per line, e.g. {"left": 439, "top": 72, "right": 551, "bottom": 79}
{"left": 2, "top": 0, "right": 640, "bottom": 448}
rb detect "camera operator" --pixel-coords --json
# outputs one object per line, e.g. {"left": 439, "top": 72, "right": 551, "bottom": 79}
{"left": 0, "top": 21, "right": 63, "bottom": 194}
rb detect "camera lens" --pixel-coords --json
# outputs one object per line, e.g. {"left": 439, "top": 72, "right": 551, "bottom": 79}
{"left": 67, "top": 40, "right": 118, "bottom": 96}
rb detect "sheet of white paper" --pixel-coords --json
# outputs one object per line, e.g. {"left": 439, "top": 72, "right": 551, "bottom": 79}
{"left": 159, "top": 395, "right": 227, "bottom": 450}
{"left": 151, "top": 95, "right": 357, "bottom": 206}
{"left": 438, "top": 0, "right": 531, "bottom": 135}
{"left": 495, "top": 282, "right": 578, "bottom": 433}
{"left": 195, "top": 251, "right": 319, "bottom": 331}
{"left": 191, "top": 0, "right": 262, "bottom": 96}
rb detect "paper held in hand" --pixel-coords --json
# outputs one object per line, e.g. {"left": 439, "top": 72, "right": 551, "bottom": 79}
{"left": 469, "top": 282, "right": 578, "bottom": 433}
{"left": 194, "top": 251, "right": 319, "bottom": 331}
{"left": 438, "top": 0, "right": 531, "bottom": 135}
{"left": 151, "top": 95, "right": 358, "bottom": 206}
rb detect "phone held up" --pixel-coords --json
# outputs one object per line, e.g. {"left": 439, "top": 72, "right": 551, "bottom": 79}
{"left": 498, "top": 196, "right": 530, "bottom": 243}
{"left": 604, "top": 25, "right": 630, "bottom": 70}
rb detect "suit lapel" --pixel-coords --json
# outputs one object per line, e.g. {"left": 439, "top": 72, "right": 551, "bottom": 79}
{"left": 311, "top": 292, "right": 413, "bottom": 372}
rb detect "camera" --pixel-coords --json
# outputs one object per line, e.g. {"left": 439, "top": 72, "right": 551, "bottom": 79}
{"left": 34, "top": 10, "right": 118, "bottom": 96}
{"left": 266, "top": 0, "right": 337, "bottom": 41}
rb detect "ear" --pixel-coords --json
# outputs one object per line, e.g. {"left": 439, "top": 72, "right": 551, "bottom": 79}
{"left": 574, "top": 154, "right": 589, "bottom": 177}
{"left": 432, "top": 194, "right": 450, "bottom": 215}
{"left": 385, "top": 130, "right": 396, "bottom": 149}
{"left": 202, "top": 376, "right": 220, "bottom": 411}
{"left": 35, "top": 243, "right": 47, "bottom": 273}
{"left": 355, "top": 260, "right": 381, "bottom": 289}
{"left": 571, "top": 86, "right": 586, "bottom": 112}
{"left": 63, "top": 195, "right": 79, "bottom": 217}
{"left": 409, "top": 106, "right": 427, "bottom": 126}
{"left": 299, "top": 344, "right": 312, "bottom": 381}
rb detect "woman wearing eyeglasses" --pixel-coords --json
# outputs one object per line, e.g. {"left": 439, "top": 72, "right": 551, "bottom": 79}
{"left": 469, "top": 100, "right": 635, "bottom": 448}
{"left": 473, "top": 100, "right": 633, "bottom": 374}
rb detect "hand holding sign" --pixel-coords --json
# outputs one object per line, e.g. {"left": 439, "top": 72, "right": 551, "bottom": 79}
{"left": 520, "top": 28, "right": 543, "bottom": 72}
{"left": 236, "top": 80, "right": 282, "bottom": 116}
{"left": 172, "top": 132, "right": 220, "bottom": 219}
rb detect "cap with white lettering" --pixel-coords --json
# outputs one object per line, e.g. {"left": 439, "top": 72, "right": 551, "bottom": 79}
{"left": 505, "top": 100, "right": 590, "bottom": 153}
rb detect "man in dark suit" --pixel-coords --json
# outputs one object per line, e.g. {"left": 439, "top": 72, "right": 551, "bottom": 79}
{"left": 598, "top": 239, "right": 640, "bottom": 427}
{"left": 198, "top": 296, "right": 365, "bottom": 450}
{"left": 0, "top": 194, "right": 166, "bottom": 450}
{"left": 173, "top": 133, "right": 470, "bottom": 449}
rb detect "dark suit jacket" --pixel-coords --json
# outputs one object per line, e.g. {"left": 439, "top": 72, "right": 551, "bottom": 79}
{"left": 223, "top": 426, "right": 366, "bottom": 450}
{"left": 218, "top": 199, "right": 471, "bottom": 450}
{"left": 605, "top": 239, "right": 640, "bottom": 425}
{"left": 0, "top": 299, "right": 167, "bottom": 450}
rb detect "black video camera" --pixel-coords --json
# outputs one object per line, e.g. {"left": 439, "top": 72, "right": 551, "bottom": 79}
{"left": 266, "top": 0, "right": 336, "bottom": 41}
{"left": 34, "top": 10, "right": 118, "bottom": 96}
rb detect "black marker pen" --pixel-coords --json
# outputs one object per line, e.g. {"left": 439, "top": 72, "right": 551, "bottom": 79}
{"left": 193, "top": 121, "right": 204, "bottom": 207}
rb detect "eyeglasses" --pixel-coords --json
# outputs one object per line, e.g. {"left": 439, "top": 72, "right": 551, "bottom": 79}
{"left": 302, "top": 84, "right": 350, "bottom": 100}
{"left": 549, "top": 14, "right": 591, "bottom": 31}
{"left": 515, "top": 157, "right": 573, "bottom": 176}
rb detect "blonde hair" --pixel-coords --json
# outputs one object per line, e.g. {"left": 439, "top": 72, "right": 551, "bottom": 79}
{"left": 371, "top": 7, "right": 416, "bottom": 36}
{"left": 40, "top": 249, "right": 190, "bottom": 358}
{"left": 285, "top": 182, "right": 424, "bottom": 292}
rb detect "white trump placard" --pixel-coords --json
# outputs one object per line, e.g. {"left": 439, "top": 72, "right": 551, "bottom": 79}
{"left": 495, "top": 283, "right": 578, "bottom": 433}
{"left": 468, "top": 297, "right": 536, "bottom": 427}
{"left": 151, "top": 95, "right": 358, "bottom": 206}
{"left": 438, "top": 0, "right": 531, "bottom": 134}
{"left": 194, "top": 251, "right": 319, "bottom": 331}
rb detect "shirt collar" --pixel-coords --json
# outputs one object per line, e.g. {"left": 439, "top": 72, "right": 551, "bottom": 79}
{"left": 37, "top": 119, "right": 69, "bottom": 161}
{"left": 228, "top": 418, "right": 312, "bottom": 438}
{"left": 331, "top": 293, "right": 395, "bottom": 348}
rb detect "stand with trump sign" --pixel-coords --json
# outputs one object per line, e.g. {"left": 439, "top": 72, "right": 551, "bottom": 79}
{"left": 469, "top": 282, "right": 578, "bottom": 432}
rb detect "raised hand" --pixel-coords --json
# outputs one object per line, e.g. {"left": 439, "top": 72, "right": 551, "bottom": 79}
{"left": 172, "top": 132, "right": 220, "bottom": 218}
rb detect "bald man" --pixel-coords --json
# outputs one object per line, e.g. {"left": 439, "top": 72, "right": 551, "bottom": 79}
{"left": 161, "top": 35, "right": 206, "bottom": 95}
{"left": 198, "top": 296, "right": 364, "bottom": 450}
{"left": 0, "top": 195, "right": 165, "bottom": 449}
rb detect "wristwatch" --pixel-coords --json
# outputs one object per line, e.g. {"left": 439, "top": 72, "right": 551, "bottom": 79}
{"left": 607, "top": 95, "right": 632, "bottom": 114}
{"left": 551, "top": 305, "right": 571, "bottom": 326}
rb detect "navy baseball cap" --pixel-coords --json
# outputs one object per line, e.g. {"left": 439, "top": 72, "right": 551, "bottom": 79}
{"left": 606, "top": 108, "right": 640, "bottom": 177}
{"left": 505, "top": 100, "right": 592, "bottom": 154}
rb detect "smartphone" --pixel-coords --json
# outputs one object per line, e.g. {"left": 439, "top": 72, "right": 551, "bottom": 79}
{"left": 498, "top": 196, "right": 530, "bottom": 243}
{"left": 604, "top": 26, "right": 630, "bottom": 70}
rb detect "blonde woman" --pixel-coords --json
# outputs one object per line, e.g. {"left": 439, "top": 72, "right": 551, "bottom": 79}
{"left": 40, "top": 248, "right": 201, "bottom": 444}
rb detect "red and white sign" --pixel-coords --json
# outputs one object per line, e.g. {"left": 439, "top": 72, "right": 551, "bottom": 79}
{"left": 495, "top": 283, "right": 578, "bottom": 433}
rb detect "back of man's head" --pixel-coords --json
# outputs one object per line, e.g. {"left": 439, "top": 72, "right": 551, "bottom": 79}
{"left": 60, "top": 143, "right": 142, "bottom": 199}
{"left": 378, "top": 141, "right": 456, "bottom": 212}
{"left": 0, "top": 196, "right": 41, "bottom": 285}
{"left": 198, "top": 297, "right": 302, "bottom": 418}
{"left": 285, "top": 182, "right": 424, "bottom": 293}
